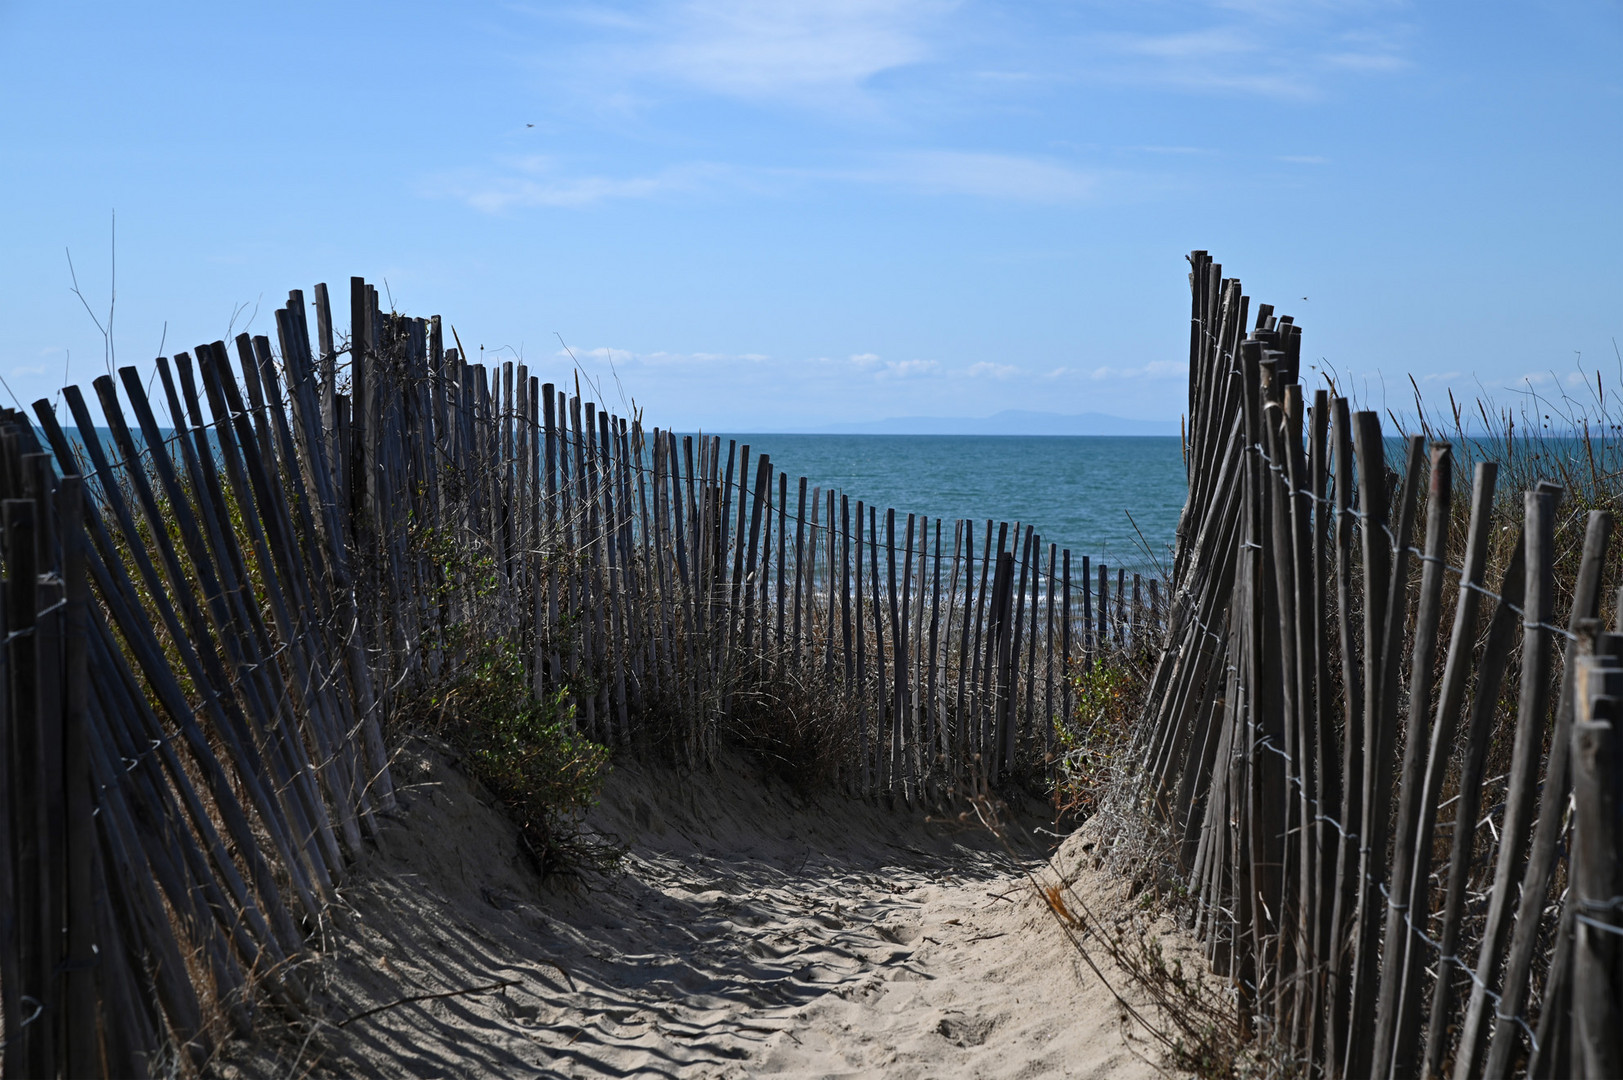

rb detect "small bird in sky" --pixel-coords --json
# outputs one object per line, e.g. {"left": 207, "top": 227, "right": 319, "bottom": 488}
{"left": 1301, "top": 296, "right": 1309, "bottom": 301}
{"left": 527, "top": 123, "right": 535, "bottom": 128}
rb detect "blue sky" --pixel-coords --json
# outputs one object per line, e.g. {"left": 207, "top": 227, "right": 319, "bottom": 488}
{"left": 2, "top": 1, "right": 1619, "bottom": 430}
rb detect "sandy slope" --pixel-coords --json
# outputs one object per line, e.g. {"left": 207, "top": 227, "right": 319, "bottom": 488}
{"left": 222, "top": 743, "right": 1187, "bottom": 1079}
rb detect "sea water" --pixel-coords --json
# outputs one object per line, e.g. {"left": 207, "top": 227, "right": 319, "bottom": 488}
{"left": 705, "top": 435, "right": 1188, "bottom": 577}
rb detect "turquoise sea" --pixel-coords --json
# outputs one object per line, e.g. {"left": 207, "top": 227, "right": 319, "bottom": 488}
{"left": 706, "top": 435, "right": 1188, "bottom": 577}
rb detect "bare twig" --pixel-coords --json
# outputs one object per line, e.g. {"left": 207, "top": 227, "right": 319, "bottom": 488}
{"left": 335, "top": 978, "right": 520, "bottom": 1028}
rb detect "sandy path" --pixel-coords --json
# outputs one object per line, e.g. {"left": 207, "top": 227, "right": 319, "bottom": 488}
{"left": 225, "top": 744, "right": 1180, "bottom": 1079}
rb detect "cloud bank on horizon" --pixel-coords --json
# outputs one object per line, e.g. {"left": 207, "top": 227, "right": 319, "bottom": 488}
{"left": 0, "top": 1, "right": 1617, "bottom": 430}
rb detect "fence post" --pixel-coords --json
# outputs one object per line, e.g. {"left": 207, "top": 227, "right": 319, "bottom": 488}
{"left": 58, "top": 475, "right": 99, "bottom": 1079}
{"left": 4, "top": 495, "right": 52, "bottom": 1080}
{"left": 1572, "top": 641, "right": 1623, "bottom": 1077}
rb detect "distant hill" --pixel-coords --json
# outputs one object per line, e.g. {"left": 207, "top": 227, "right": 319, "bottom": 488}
{"left": 812, "top": 409, "right": 1178, "bottom": 436}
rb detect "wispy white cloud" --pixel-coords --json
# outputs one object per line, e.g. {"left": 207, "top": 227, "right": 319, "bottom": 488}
{"left": 441, "top": 148, "right": 1099, "bottom": 212}
{"left": 550, "top": 346, "right": 942, "bottom": 385}
{"left": 541, "top": 0, "right": 950, "bottom": 112}
{"left": 970, "top": 69, "right": 1042, "bottom": 83}
{"left": 1515, "top": 372, "right": 1557, "bottom": 387}
{"left": 1087, "top": 26, "right": 1315, "bottom": 97}
{"left": 649, "top": 0, "right": 946, "bottom": 102}
{"left": 1279, "top": 154, "right": 1329, "bottom": 165}
{"left": 433, "top": 156, "right": 728, "bottom": 211}
{"left": 1082, "top": 3, "right": 1414, "bottom": 100}
{"left": 1089, "top": 360, "right": 1188, "bottom": 380}
{"left": 570, "top": 345, "right": 772, "bottom": 367}
{"left": 845, "top": 150, "right": 1097, "bottom": 202}
{"left": 1107, "top": 25, "right": 1254, "bottom": 62}
{"left": 967, "top": 361, "right": 1021, "bottom": 379}
{"left": 876, "top": 357, "right": 940, "bottom": 378}
{"left": 1322, "top": 50, "right": 1407, "bottom": 73}
{"left": 1135, "top": 145, "right": 1215, "bottom": 156}
{"left": 1207, "top": 0, "right": 1402, "bottom": 21}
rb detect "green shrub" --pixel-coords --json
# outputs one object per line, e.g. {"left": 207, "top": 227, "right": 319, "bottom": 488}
{"left": 1052, "top": 655, "right": 1148, "bottom": 824}
{"left": 415, "top": 637, "right": 618, "bottom": 878}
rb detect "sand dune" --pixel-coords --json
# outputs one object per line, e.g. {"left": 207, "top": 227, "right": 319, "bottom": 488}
{"left": 221, "top": 743, "right": 1187, "bottom": 1079}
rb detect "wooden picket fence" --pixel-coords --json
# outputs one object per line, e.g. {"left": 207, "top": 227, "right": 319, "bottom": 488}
{"left": 0, "top": 277, "right": 1164, "bottom": 1075}
{"left": 1137, "top": 250, "right": 1623, "bottom": 1077}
